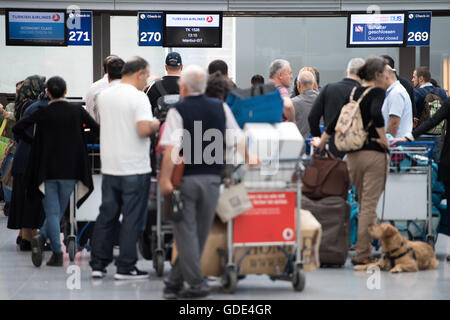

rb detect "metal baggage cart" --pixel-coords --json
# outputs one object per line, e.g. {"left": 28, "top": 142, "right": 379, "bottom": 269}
{"left": 138, "top": 153, "right": 174, "bottom": 277}
{"left": 66, "top": 144, "right": 101, "bottom": 262}
{"left": 377, "top": 141, "right": 437, "bottom": 247}
{"left": 221, "top": 158, "right": 308, "bottom": 293}
{"left": 150, "top": 167, "right": 173, "bottom": 277}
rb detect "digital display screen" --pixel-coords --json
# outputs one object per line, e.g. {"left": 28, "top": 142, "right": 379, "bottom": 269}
{"left": 6, "top": 9, "right": 67, "bottom": 46}
{"left": 347, "top": 12, "right": 406, "bottom": 47}
{"left": 163, "top": 12, "right": 222, "bottom": 48}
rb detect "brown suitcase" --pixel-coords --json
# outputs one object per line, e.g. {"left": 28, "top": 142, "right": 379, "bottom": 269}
{"left": 301, "top": 195, "right": 350, "bottom": 266}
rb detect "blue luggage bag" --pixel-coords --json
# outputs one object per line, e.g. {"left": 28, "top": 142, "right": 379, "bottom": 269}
{"left": 226, "top": 83, "right": 284, "bottom": 128}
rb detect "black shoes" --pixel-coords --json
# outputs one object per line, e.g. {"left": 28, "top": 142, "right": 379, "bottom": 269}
{"left": 31, "top": 234, "right": 45, "bottom": 267}
{"left": 163, "top": 282, "right": 210, "bottom": 299}
{"left": 91, "top": 269, "right": 108, "bottom": 279}
{"left": 163, "top": 282, "right": 183, "bottom": 299}
{"left": 20, "top": 239, "right": 32, "bottom": 251}
{"left": 46, "top": 253, "right": 63, "bottom": 267}
{"left": 114, "top": 267, "right": 149, "bottom": 280}
{"left": 3, "top": 203, "right": 9, "bottom": 216}
{"left": 177, "top": 287, "right": 210, "bottom": 299}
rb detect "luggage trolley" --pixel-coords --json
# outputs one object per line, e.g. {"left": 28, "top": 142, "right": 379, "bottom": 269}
{"left": 377, "top": 141, "right": 437, "bottom": 247}
{"left": 150, "top": 168, "right": 172, "bottom": 277}
{"left": 221, "top": 158, "right": 307, "bottom": 293}
{"left": 138, "top": 153, "right": 174, "bottom": 277}
{"left": 66, "top": 144, "right": 102, "bottom": 262}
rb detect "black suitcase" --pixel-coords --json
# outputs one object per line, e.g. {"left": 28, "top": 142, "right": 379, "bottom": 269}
{"left": 302, "top": 195, "right": 350, "bottom": 267}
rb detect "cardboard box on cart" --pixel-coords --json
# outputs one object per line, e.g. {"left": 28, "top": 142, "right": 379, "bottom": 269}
{"left": 172, "top": 217, "right": 227, "bottom": 277}
{"left": 172, "top": 210, "right": 321, "bottom": 277}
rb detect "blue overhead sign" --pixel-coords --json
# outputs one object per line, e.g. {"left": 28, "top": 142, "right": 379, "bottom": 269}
{"left": 138, "top": 12, "right": 163, "bottom": 46}
{"left": 347, "top": 13, "right": 405, "bottom": 47}
{"left": 67, "top": 11, "right": 92, "bottom": 46}
{"left": 406, "top": 11, "right": 431, "bottom": 47}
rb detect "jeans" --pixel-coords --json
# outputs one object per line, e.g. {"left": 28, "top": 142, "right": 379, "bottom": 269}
{"left": 40, "top": 179, "right": 76, "bottom": 254}
{"left": 418, "top": 134, "right": 441, "bottom": 163}
{"left": 0, "top": 153, "right": 14, "bottom": 203}
{"left": 90, "top": 173, "right": 150, "bottom": 273}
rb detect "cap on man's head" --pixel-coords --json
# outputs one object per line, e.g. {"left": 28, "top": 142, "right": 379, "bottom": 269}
{"left": 166, "top": 52, "right": 182, "bottom": 67}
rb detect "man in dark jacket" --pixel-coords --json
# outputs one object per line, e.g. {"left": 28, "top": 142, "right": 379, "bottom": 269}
{"left": 308, "top": 58, "right": 364, "bottom": 158}
{"left": 412, "top": 66, "right": 448, "bottom": 162}
{"left": 394, "top": 97, "right": 450, "bottom": 261}
{"left": 13, "top": 76, "right": 99, "bottom": 267}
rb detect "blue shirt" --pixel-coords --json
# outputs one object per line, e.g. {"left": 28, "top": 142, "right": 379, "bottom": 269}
{"left": 414, "top": 84, "right": 448, "bottom": 119}
{"left": 382, "top": 80, "right": 413, "bottom": 139}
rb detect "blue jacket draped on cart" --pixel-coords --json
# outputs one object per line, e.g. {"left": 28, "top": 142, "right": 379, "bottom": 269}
{"left": 12, "top": 99, "right": 100, "bottom": 207}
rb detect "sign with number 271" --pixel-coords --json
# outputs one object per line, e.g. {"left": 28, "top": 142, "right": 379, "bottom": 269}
{"left": 68, "top": 11, "right": 92, "bottom": 46}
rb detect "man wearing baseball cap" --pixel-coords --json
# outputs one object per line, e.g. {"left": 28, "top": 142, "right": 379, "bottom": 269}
{"left": 147, "top": 52, "right": 183, "bottom": 115}
{"left": 146, "top": 52, "right": 183, "bottom": 177}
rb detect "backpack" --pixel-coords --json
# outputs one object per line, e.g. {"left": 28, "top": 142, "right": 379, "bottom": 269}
{"left": 334, "top": 87, "right": 373, "bottom": 152}
{"left": 154, "top": 81, "right": 180, "bottom": 122}
{"left": 419, "top": 87, "right": 446, "bottom": 135}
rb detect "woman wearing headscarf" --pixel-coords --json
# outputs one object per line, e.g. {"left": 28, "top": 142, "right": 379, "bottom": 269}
{"left": 0, "top": 80, "right": 24, "bottom": 217}
{"left": 7, "top": 75, "right": 47, "bottom": 251}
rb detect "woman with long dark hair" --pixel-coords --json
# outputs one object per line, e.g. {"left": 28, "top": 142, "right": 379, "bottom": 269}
{"left": 312, "top": 57, "right": 390, "bottom": 265}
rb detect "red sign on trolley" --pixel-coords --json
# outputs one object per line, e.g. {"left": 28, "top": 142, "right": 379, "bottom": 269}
{"left": 233, "top": 191, "right": 297, "bottom": 244}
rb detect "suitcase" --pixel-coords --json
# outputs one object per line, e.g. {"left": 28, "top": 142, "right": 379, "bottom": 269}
{"left": 301, "top": 195, "right": 350, "bottom": 267}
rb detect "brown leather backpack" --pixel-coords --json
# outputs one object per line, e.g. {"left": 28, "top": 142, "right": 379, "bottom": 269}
{"left": 301, "top": 150, "right": 350, "bottom": 200}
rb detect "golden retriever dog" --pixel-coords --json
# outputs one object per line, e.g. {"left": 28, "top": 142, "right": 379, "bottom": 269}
{"left": 354, "top": 223, "right": 439, "bottom": 273}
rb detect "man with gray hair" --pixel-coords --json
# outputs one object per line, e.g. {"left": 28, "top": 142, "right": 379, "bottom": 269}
{"left": 159, "top": 65, "right": 258, "bottom": 299}
{"left": 292, "top": 70, "right": 319, "bottom": 139}
{"left": 268, "top": 59, "right": 295, "bottom": 122}
{"left": 308, "top": 57, "right": 364, "bottom": 157}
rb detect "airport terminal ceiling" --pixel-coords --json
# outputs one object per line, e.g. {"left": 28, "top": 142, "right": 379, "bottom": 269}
{"left": 0, "top": 2, "right": 450, "bottom": 98}
{"left": 1, "top": 0, "right": 450, "bottom": 11}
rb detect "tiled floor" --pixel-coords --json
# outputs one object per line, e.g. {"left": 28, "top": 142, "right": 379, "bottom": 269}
{"left": 0, "top": 214, "right": 449, "bottom": 300}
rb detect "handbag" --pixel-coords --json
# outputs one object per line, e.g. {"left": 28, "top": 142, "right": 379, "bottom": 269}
{"left": 2, "top": 156, "right": 14, "bottom": 190}
{"left": 171, "top": 160, "right": 185, "bottom": 189}
{"left": 226, "top": 83, "right": 284, "bottom": 128}
{"left": 216, "top": 183, "right": 252, "bottom": 223}
{"left": 301, "top": 150, "right": 350, "bottom": 200}
{"left": 0, "top": 119, "right": 12, "bottom": 164}
{"left": 161, "top": 157, "right": 185, "bottom": 221}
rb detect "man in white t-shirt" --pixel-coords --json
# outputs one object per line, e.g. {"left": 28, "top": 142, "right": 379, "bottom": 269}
{"left": 90, "top": 57, "right": 160, "bottom": 281}
{"left": 382, "top": 65, "right": 413, "bottom": 139}
{"left": 85, "top": 55, "right": 118, "bottom": 119}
